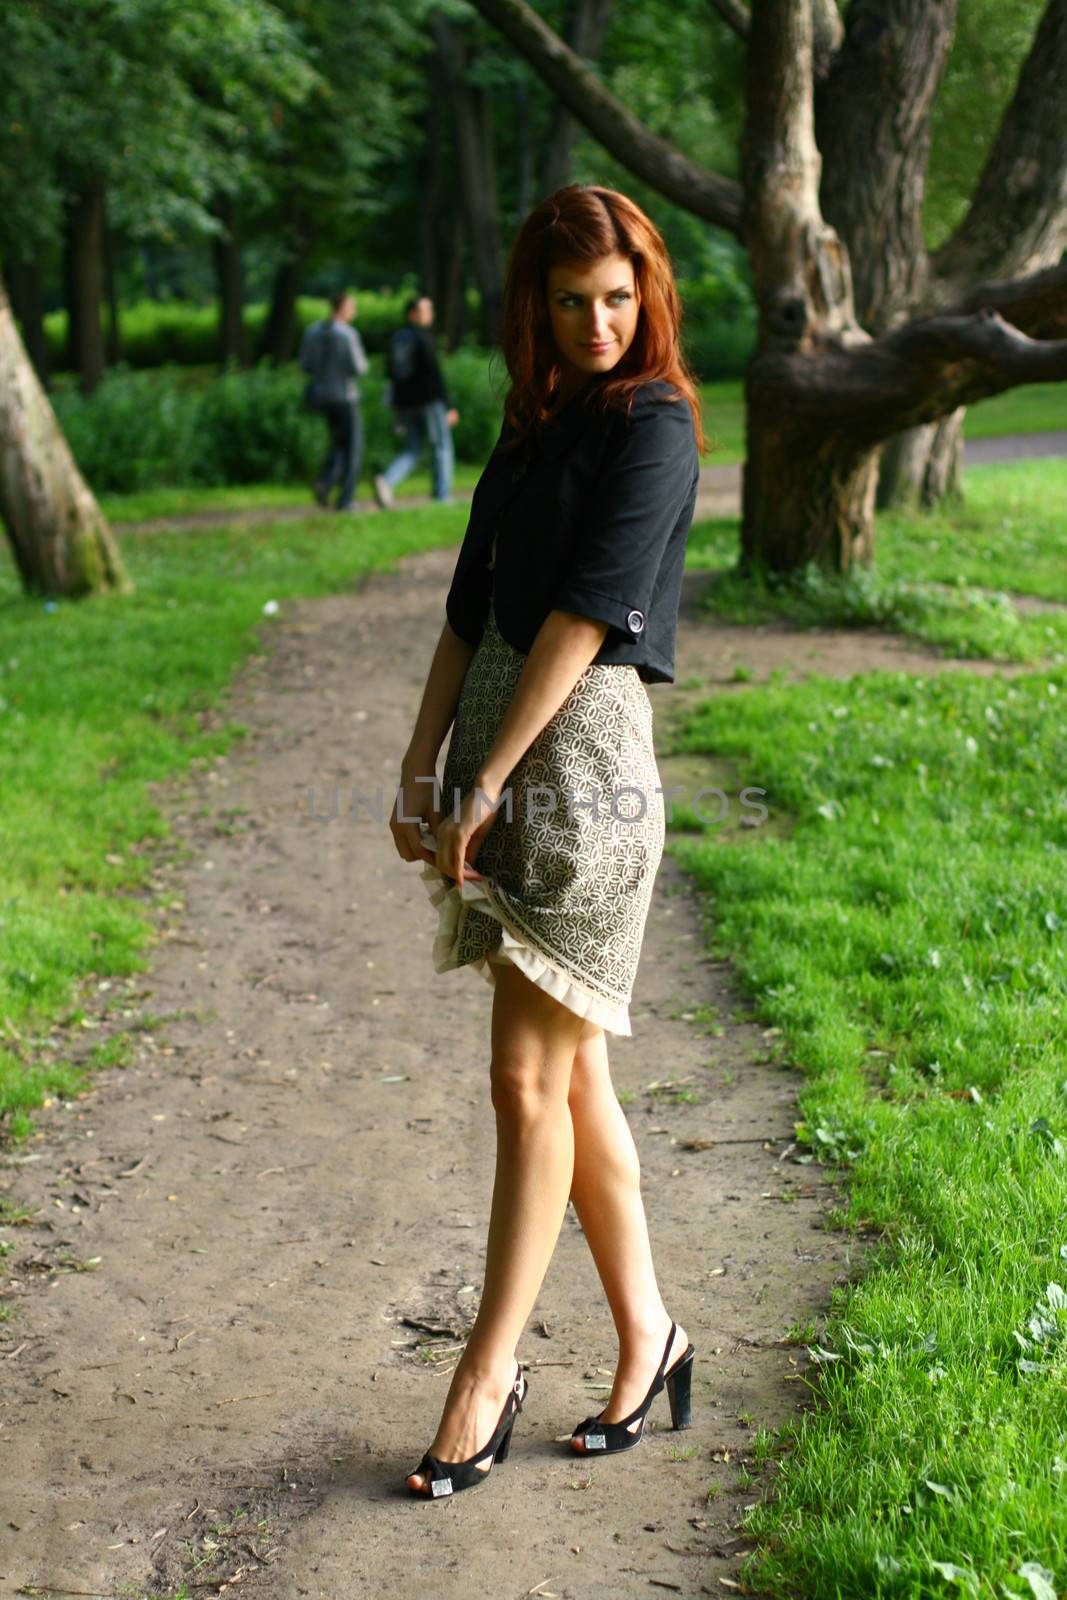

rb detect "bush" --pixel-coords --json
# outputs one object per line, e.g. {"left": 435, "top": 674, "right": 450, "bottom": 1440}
{"left": 54, "top": 368, "right": 206, "bottom": 493}
{"left": 193, "top": 365, "right": 322, "bottom": 485}
{"left": 43, "top": 289, "right": 442, "bottom": 372}
{"left": 678, "top": 250, "right": 757, "bottom": 381}
{"left": 51, "top": 350, "right": 506, "bottom": 494}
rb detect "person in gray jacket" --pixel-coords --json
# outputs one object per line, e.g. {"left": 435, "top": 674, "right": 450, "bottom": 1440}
{"left": 299, "top": 288, "right": 369, "bottom": 512}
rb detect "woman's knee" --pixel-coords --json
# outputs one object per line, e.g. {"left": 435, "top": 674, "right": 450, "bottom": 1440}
{"left": 490, "top": 1048, "right": 568, "bottom": 1123}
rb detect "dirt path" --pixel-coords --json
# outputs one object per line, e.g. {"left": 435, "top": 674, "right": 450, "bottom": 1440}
{"left": 0, "top": 552, "right": 1034, "bottom": 1600}
{"left": 113, "top": 430, "right": 1065, "bottom": 536}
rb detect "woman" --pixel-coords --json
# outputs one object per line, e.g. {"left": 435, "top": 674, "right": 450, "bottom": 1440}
{"left": 389, "top": 184, "right": 705, "bottom": 1499}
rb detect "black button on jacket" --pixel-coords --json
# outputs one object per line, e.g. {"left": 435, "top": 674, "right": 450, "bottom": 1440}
{"left": 444, "top": 378, "right": 700, "bottom": 685}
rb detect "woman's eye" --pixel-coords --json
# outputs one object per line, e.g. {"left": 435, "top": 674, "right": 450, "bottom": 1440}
{"left": 556, "top": 291, "right": 630, "bottom": 307}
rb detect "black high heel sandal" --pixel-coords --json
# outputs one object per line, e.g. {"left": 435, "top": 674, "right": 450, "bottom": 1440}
{"left": 406, "top": 1365, "right": 527, "bottom": 1499}
{"left": 570, "top": 1322, "right": 695, "bottom": 1456}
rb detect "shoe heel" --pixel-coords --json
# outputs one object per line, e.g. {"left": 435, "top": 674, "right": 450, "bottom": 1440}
{"left": 665, "top": 1351, "right": 694, "bottom": 1430}
{"left": 494, "top": 1417, "right": 516, "bottom": 1463}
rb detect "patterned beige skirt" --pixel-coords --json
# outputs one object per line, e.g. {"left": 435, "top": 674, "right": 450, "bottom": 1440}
{"left": 419, "top": 596, "right": 665, "bottom": 1036}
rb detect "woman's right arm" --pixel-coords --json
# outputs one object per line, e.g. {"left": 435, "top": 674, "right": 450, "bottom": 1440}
{"left": 390, "top": 619, "right": 478, "bottom": 864}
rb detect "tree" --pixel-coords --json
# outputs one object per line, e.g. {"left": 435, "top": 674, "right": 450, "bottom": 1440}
{"left": 816, "top": 0, "right": 1064, "bottom": 508}
{"left": 540, "top": 0, "right": 615, "bottom": 193}
{"left": 463, "top": 0, "right": 1067, "bottom": 572}
{"left": 253, "top": 0, "right": 424, "bottom": 363}
{"left": 0, "top": 281, "right": 129, "bottom": 597}
{"left": 430, "top": 14, "right": 508, "bottom": 341}
{"left": 0, "top": 0, "right": 316, "bottom": 390}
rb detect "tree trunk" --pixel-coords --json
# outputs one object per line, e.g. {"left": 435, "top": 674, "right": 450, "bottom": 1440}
{"left": 892, "top": 0, "right": 1067, "bottom": 509}
{"left": 817, "top": 1, "right": 958, "bottom": 333}
{"left": 741, "top": 423, "right": 877, "bottom": 571}
{"left": 541, "top": 0, "right": 615, "bottom": 193}
{"left": 63, "top": 181, "right": 106, "bottom": 393}
{"left": 818, "top": 0, "right": 1067, "bottom": 510}
{"left": 3, "top": 256, "right": 50, "bottom": 386}
{"left": 418, "top": 52, "right": 446, "bottom": 303}
{"left": 877, "top": 410, "right": 963, "bottom": 509}
{"left": 741, "top": 0, "right": 878, "bottom": 569}
{"left": 258, "top": 250, "right": 307, "bottom": 364}
{"left": 442, "top": 215, "right": 468, "bottom": 350}
{"left": 431, "top": 16, "right": 506, "bottom": 341}
{"left": 103, "top": 218, "right": 122, "bottom": 367}
{"left": 817, "top": 1, "right": 960, "bottom": 511}
{"left": 212, "top": 194, "right": 246, "bottom": 367}
{"left": 0, "top": 281, "right": 130, "bottom": 597}
{"left": 515, "top": 78, "right": 534, "bottom": 218}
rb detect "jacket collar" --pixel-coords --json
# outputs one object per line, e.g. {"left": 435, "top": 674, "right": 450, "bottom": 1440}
{"left": 504, "top": 374, "right": 610, "bottom": 467}
{"left": 471, "top": 376, "right": 609, "bottom": 534}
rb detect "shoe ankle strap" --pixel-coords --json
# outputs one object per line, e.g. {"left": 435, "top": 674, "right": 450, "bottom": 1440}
{"left": 654, "top": 1321, "right": 678, "bottom": 1384}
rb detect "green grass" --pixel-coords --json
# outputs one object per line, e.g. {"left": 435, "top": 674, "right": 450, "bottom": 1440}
{"left": 687, "top": 460, "right": 1067, "bottom": 663}
{"left": 962, "top": 385, "right": 1067, "bottom": 440}
{"left": 666, "top": 663, "right": 1067, "bottom": 1598}
{"left": 100, "top": 464, "right": 484, "bottom": 524}
{"left": 697, "top": 380, "right": 745, "bottom": 462}
{"left": 876, "top": 460, "right": 1067, "bottom": 603}
{"left": 0, "top": 502, "right": 467, "bottom": 1135}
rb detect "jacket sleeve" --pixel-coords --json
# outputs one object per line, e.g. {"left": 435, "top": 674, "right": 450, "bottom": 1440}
{"left": 349, "top": 327, "right": 370, "bottom": 378}
{"left": 550, "top": 398, "right": 698, "bottom": 643}
{"left": 428, "top": 338, "right": 450, "bottom": 406}
{"left": 444, "top": 513, "right": 493, "bottom": 646}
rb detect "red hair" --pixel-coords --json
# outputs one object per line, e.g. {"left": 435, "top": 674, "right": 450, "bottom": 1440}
{"left": 500, "top": 184, "right": 705, "bottom": 451}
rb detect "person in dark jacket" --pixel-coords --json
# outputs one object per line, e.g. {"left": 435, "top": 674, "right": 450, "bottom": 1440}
{"left": 373, "top": 296, "right": 459, "bottom": 508}
{"left": 299, "top": 288, "right": 369, "bottom": 512}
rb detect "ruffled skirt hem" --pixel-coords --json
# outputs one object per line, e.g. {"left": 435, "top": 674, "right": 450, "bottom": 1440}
{"left": 419, "top": 861, "right": 632, "bottom": 1037}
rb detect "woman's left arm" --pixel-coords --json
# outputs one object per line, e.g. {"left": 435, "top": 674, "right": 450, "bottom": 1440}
{"left": 434, "top": 608, "right": 608, "bottom": 885}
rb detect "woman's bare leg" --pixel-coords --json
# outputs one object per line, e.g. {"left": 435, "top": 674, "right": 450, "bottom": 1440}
{"left": 407, "top": 961, "right": 587, "bottom": 1491}
{"left": 565, "top": 1026, "right": 689, "bottom": 1446}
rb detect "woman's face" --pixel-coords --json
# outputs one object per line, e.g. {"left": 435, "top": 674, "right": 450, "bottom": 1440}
{"left": 546, "top": 252, "right": 640, "bottom": 378}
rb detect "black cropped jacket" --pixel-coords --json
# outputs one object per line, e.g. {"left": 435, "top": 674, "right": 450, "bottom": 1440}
{"left": 444, "top": 378, "right": 700, "bottom": 685}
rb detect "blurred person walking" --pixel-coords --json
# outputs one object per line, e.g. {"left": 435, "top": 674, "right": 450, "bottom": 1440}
{"left": 374, "top": 295, "right": 459, "bottom": 509}
{"left": 299, "top": 289, "right": 369, "bottom": 512}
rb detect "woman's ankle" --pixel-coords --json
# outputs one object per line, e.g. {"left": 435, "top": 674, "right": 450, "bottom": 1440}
{"left": 453, "top": 1344, "right": 518, "bottom": 1390}
{"left": 614, "top": 1308, "right": 673, "bottom": 1350}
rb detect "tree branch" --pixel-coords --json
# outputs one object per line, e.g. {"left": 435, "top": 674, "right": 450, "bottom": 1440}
{"left": 811, "top": 0, "right": 844, "bottom": 76}
{"left": 541, "top": 0, "right": 616, "bottom": 194}
{"left": 958, "top": 257, "right": 1067, "bottom": 340}
{"left": 463, "top": 0, "right": 744, "bottom": 235}
{"left": 707, "top": 0, "right": 750, "bottom": 40}
{"left": 934, "top": 0, "right": 1067, "bottom": 289}
{"left": 885, "top": 307, "right": 1067, "bottom": 385}
{"left": 750, "top": 264, "right": 1067, "bottom": 441}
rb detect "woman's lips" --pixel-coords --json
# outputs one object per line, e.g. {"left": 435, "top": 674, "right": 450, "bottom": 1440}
{"left": 583, "top": 340, "right": 614, "bottom": 353}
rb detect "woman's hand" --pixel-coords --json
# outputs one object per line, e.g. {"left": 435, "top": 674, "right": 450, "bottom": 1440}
{"left": 389, "top": 770, "right": 443, "bottom": 867}
{"left": 432, "top": 783, "right": 501, "bottom": 888}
